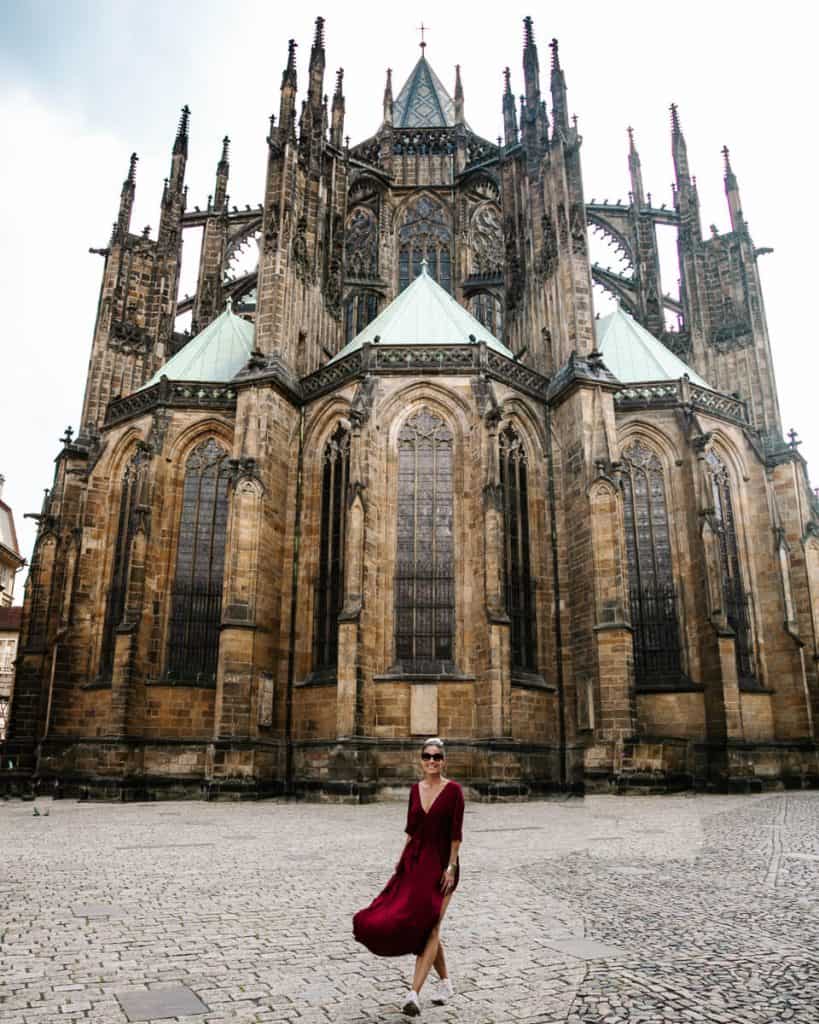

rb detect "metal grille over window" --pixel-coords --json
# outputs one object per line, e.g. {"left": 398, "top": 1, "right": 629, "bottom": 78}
{"left": 166, "top": 439, "right": 230, "bottom": 684}
{"left": 99, "top": 453, "right": 147, "bottom": 679}
{"left": 499, "top": 425, "right": 537, "bottom": 671}
{"left": 398, "top": 196, "right": 452, "bottom": 293}
{"left": 395, "top": 409, "right": 455, "bottom": 673}
{"left": 706, "top": 450, "right": 758, "bottom": 688}
{"left": 620, "top": 441, "right": 684, "bottom": 687}
{"left": 312, "top": 425, "right": 350, "bottom": 673}
{"left": 344, "top": 292, "right": 379, "bottom": 343}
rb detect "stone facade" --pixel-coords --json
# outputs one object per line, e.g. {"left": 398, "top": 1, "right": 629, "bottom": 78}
{"left": 3, "top": 17, "right": 818, "bottom": 799}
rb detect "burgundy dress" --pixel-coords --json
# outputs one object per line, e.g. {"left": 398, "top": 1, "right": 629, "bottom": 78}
{"left": 353, "top": 780, "right": 464, "bottom": 957}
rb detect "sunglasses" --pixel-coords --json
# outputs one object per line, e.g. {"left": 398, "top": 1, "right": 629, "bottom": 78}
{"left": 421, "top": 752, "right": 444, "bottom": 761}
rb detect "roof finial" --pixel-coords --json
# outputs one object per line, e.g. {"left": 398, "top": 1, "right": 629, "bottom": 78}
{"left": 313, "top": 16, "right": 325, "bottom": 49}
{"left": 225, "top": 295, "right": 233, "bottom": 313}
{"left": 420, "top": 257, "right": 429, "bottom": 276}
{"left": 523, "top": 15, "right": 535, "bottom": 49}
{"left": 549, "top": 37, "right": 561, "bottom": 70}
{"left": 220, "top": 135, "right": 230, "bottom": 163}
{"left": 670, "top": 102, "right": 681, "bottom": 135}
{"left": 127, "top": 152, "right": 138, "bottom": 185}
{"left": 417, "top": 21, "right": 429, "bottom": 52}
{"left": 503, "top": 66, "right": 512, "bottom": 95}
{"left": 722, "top": 144, "right": 732, "bottom": 176}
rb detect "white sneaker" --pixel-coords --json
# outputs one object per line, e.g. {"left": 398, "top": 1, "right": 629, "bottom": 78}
{"left": 431, "top": 978, "right": 454, "bottom": 1005}
{"left": 402, "top": 990, "right": 421, "bottom": 1016}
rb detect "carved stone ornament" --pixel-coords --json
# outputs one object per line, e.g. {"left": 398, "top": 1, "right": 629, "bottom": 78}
{"left": 570, "top": 202, "right": 587, "bottom": 256}
{"left": 470, "top": 204, "right": 504, "bottom": 275}
{"left": 325, "top": 213, "right": 344, "bottom": 319}
{"left": 539, "top": 213, "right": 558, "bottom": 279}
{"left": 344, "top": 206, "right": 378, "bottom": 279}
{"left": 263, "top": 209, "right": 279, "bottom": 253}
{"left": 292, "top": 215, "right": 312, "bottom": 282}
{"left": 109, "top": 319, "right": 151, "bottom": 353}
{"left": 350, "top": 374, "right": 377, "bottom": 428}
{"left": 557, "top": 203, "right": 569, "bottom": 248}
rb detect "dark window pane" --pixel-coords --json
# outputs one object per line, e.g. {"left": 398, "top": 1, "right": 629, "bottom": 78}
{"left": 312, "top": 425, "right": 350, "bottom": 672}
{"left": 499, "top": 425, "right": 537, "bottom": 671}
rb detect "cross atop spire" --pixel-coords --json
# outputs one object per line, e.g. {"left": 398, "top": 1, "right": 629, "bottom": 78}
{"left": 417, "top": 22, "right": 429, "bottom": 52}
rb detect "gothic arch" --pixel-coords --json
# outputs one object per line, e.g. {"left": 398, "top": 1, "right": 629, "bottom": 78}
{"left": 303, "top": 396, "right": 352, "bottom": 456}
{"left": 380, "top": 381, "right": 473, "bottom": 441}
{"left": 167, "top": 417, "right": 234, "bottom": 465}
{"left": 499, "top": 398, "right": 548, "bottom": 459}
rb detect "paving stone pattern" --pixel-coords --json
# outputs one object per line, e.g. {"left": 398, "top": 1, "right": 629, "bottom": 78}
{"left": 1, "top": 792, "right": 817, "bottom": 1023}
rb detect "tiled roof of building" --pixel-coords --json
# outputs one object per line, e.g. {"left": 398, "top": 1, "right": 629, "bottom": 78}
{"left": 0, "top": 606, "right": 22, "bottom": 631}
{"left": 393, "top": 56, "right": 456, "bottom": 128}
{"left": 141, "top": 302, "right": 255, "bottom": 388}
{"left": 595, "top": 305, "right": 709, "bottom": 387}
{"left": 329, "top": 261, "right": 514, "bottom": 363}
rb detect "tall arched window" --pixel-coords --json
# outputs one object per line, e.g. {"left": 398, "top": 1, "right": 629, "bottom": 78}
{"left": 499, "top": 425, "right": 537, "bottom": 672}
{"left": 706, "top": 450, "right": 757, "bottom": 687}
{"left": 344, "top": 291, "right": 379, "bottom": 343}
{"left": 470, "top": 292, "right": 504, "bottom": 338}
{"left": 99, "top": 451, "right": 147, "bottom": 679}
{"left": 620, "top": 440, "right": 683, "bottom": 687}
{"left": 398, "top": 196, "right": 452, "bottom": 293}
{"left": 312, "top": 425, "right": 350, "bottom": 673}
{"left": 395, "top": 409, "right": 455, "bottom": 673}
{"left": 166, "top": 439, "right": 230, "bottom": 683}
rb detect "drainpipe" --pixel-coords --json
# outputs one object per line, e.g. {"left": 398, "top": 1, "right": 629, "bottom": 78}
{"left": 545, "top": 403, "right": 567, "bottom": 788}
{"left": 284, "top": 406, "right": 306, "bottom": 795}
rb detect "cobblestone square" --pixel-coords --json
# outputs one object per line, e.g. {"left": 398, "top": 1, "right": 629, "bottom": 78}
{"left": 1, "top": 792, "right": 818, "bottom": 1023}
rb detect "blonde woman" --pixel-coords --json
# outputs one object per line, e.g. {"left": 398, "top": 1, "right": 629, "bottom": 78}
{"left": 353, "top": 738, "right": 464, "bottom": 1015}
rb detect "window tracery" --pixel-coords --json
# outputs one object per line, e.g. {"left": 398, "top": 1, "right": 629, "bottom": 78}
{"left": 166, "top": 438, "right": 230, "bottom": 684}
{"left": 344, "top": 291, "right": 379, "bottom": 343}
{"left": 398, "top": 196, "right": 452, "bottom": 293}
{"left": 620, "top": 440, "right": 683, "bottom": 687}
{"left": 470, "top": 292, "right": 504, "bottom": 338}
{"left": 706, "top": 450, "right": 758, "bottom": 687}
{"left": 469, "top": 203, "right": 504, "bottom": 276}
{"left": 312, "top": 424, "right": 350, "bottom": 673}
{"left": 395, "top": 408, "right": 455, "bottom": 673}
{"left": 344, "top": 207, "right": 378, "bottom": 280}
{"left": 499, "top": 425, "right": 537, "bottom": 671}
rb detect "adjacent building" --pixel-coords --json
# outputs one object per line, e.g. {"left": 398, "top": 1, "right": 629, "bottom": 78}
{"left": 4, "top": 18, "right": 818, "bottom": 798}
{"left": 0, "top": 476, "right": 24, "bottom": 740}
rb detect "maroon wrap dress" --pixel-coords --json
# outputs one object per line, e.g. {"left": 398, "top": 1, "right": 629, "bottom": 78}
{"left": 353, "top": 780, "right": 464, "bottom": 957}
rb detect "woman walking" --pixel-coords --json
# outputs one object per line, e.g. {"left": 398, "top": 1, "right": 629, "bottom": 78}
{"left": 353, "top": 737, "right": 464, "bottom": 1016}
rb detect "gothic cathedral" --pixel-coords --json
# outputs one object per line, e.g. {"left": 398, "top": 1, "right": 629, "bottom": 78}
{"left": 6, "top": 17, "right": 819, "bottom": 798}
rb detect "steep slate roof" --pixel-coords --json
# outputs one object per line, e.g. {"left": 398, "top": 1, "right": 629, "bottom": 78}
{"left": 393, "top": 56, "right": 457, "bottom": 128}
{"left": 141, "top": 302, "right": 255, "bottom": 388}
{"left": 329, "top": 262, "right": 514, "bottom": 363}
{"left": 595, "top": 305, "right": 710, "bottom": 387}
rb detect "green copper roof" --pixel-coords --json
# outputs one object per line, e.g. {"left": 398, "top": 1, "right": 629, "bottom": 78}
{"left": 330, "top": 263, "right": 513, "bottom": 363}
{"left": 393, "top": 56, "right": 456, "bottom": 128}
{"left": 141, "top": 302, "right": 255, "bottom": 388}
{"left": 595, "top": 306, "right": 710, "bottom": 387}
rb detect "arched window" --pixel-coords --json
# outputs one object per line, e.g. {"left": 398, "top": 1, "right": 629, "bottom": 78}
{"left": 706, "top": 450, "right": 757, "bottom": 687}
{"left": 395, "top": 409, "right": 455, "bottom": 673}
{"left": 312, "top": 425, "right": 350, "bottom": 673}
{"left": 344, "top": 291, "right": 379, "bottom": 343}
{"left": 499, "top": 425, "right": 537, "bottom": 671}
{"left": 166, "top": 439, "right": 230, "bottom": 683}
{"left": 470, "top": 292, "right": 504, "bottom": 338}
{"left": 398, "top": 196, "right": 452, "bottom": 293}
{"left": 99, "top": 451, "right": 148, "bottom": 679}
{"left": 620, "top": 440, "right": 683, "bottom": 687}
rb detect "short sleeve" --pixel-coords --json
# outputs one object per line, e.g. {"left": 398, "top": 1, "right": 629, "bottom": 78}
{"left": 405, "top": 785, "right": 419, "bottom": 836}
{"left": 449, "top": 784, "right": 464, "bottom": 842}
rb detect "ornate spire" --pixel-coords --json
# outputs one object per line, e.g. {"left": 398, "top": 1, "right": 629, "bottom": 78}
{"left": 383, "top": 67, "right": 393, "bottom": 125}
{"left": 627, "top": 126, "right": 645, "bottom": 206}
{"left": 127, "top": 151, "right": 138, "bottom": 186}
{"left": 522, "top": 16, "right": 540, "bottom": 113}
{"left": 502, "top": 67, "right": 518, "bottom": 146}
{"left": 282, "top": 38, "right": 297, "bottom": 89}
{"left": 670, "top": 102, "right": 690, "bottom": 183}
{"left": 114, "top": 152, "right": 138, "bottom": 241}
{"left": 173, "top": 104, "right": 190, "bottom": 156}
{"left": 214, "top": 136, "right": 230, "bottom": 210}
{"left": 549, "top": 38, "right": 568, "bottom": 135}
{"left": 454, "top": 64, "right": 464, "bottom": 123}
{"left": 331, "top": 68, "right": 345, "bottom": 148}
{"left": 279, "top": 39, "right": 298, "bottom": 139}
{"left": 722, "top": 145, "right": 744, "bottom": 231}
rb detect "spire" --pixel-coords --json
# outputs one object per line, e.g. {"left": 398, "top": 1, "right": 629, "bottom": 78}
{"left": 331, "top": 68, "right": 345, "bottom": 148}
{"left": 502, "top": 67, "right": 518, "bottom": 146}
{"left": 173, "top": 104, "right": 190, "bottom": 156}
{"left": 454, "top": 64, "right": 464, "bottom": 123}
{"left": 627, "top": 126, "right": 645, "bottom": 206}
{"left": 279, "top": 39, "right": 298, "bottom": 139}
{"left": 549, "top": 38, "right": 569, "bottom": 135}
{"left": 214, "top": 136, "right": 230, "bottom": 211}
{"left": 670, "top": 102, "right": 690, "bottom": 183}
{"left": 308, "top": 16, "right": 326, "bottom": 110}
{"left": 722, "top": 145, "right": 744, "bottom": 231}
{"left": 522, "top": 16, "right": 540, "bottom": 115}
{"left": 383, "top": 67, "right": 394, "bottom": 125}
{"left": 115, "top": 152, "right": 138, "bottom": 240}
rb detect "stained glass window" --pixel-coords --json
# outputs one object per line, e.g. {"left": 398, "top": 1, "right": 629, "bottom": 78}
{"left": 344, "top": 291, "right": 379, "bottom": 342}
{"left": 706, "top": 450, "right": 757, "bottom": 687}
{"left": 620, "top": 441, "right": 683, "bottom": 687}
{"left": 499, "top": 425, "right": 537, "bottom": 671}
{"left": 166, "top": 439, "right": 230, "bottom": 683}
{"left": 395, "top": 409, "right": 455, "bottom": 673}
{"left": 313, "top": 425, "right": 350, "bottom": 672}
{"left": 470, "top": 292, "right": 504, "bottom": 338}
{"left": 398, "top": 196, "right": 452, "bottom": 293}
{"left": 99, "top": 452, "right": 147, "bottom": 679}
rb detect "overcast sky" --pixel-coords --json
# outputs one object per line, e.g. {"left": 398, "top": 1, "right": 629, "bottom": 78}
{"left": 2, "top": 0, "right": 817, "bottom": 592}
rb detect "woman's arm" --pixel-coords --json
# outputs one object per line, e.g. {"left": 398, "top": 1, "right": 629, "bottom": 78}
{"left": 440, "top": 839, "right": 461, "bottom": 893}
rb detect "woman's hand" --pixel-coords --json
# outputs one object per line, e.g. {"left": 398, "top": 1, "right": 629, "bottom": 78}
{"left": 440, "top": 865, "right": 456, "bottom": 894}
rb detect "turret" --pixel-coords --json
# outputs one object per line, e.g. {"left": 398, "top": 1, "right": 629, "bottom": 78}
{"left": 454, "top": 64, "right": 464, "bottom": 124}
{"left": 502, "top": 67, "right": 518, "bottom": 146}
{"left": 549, "top": 38, "right": 569, "bottom": 137}
{"left": 331, "top": 69, "right": 345, "bottom": 148}
{"left": 113, "top": 152, "right": 138, "bottom": 242}
{"left": 383, "top": 68, "right": 393, "bottom": 126}
{"left": 722, "top": 146, "right": 745, "bottom": 232}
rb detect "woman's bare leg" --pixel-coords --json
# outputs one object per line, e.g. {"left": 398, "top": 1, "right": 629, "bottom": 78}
{"left": 432, "top": 940, "right": 448, "bottom": 980}
{"left": 412, "top": 893, "right": 452, "bottom": 994}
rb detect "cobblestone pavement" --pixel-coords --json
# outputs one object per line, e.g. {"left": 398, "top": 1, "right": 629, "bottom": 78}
{"left": 1, "top": 790, "right": 818, "bottom": 1024}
